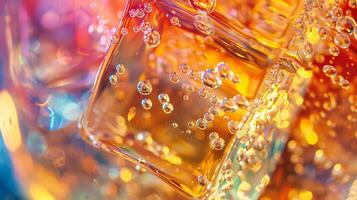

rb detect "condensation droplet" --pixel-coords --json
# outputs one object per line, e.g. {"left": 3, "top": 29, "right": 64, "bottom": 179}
{"left": 137, "top": 80, "right": 153, "bottom": 95}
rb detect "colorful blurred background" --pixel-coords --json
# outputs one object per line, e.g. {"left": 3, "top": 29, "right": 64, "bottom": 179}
{"left": 0, "top": 0, "right": 356, "bottom": 199}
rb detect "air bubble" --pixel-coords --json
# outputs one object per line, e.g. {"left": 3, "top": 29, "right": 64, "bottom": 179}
{"left": 179, "top": 64, "right": 191, "bottom": 74}
{"left": 137, "top": 80, "right": 153, "bottom": 95}
{"left": 228, "top": 120, "right": 240, "bottom": 134}
{"left": 196, "top": 118, "right": 208, "bottom": 130}
{"left": 141, "top": 98, "right": 153, "bottom": 110}
{"left": 322, "top": 65, "right": 337, "bottom": 78}
{"left": 170, "top": 16, "right": 180, "bottom": 26}
{"left": 201, "top": 69, "right": 222, "bottom": 89}
{"left": 116, "top": 64, "right": 126, "bottom": 75}
{"left": 334, "top": 33, "right": 351, "bottom": 49}
{"left": 162, "top": 103, "right": 174, "bottom": 114}
{"left": 144, "top": 31, "right": 161, "bottom": 48}
{"left": 169, "top": 72, "right": 180, "bottom": 83}
{"left": 210, "top": 137, "right": 225, "bottom": 150}
{"left": 198, "top": 88, "right": 209, "bottom": 99}
{"left": 194, "top": 12, "right": 214, "bottom": 35}
{"left": 158, "top": 93, "right": 170, "bottom": 104}
{"left": 215, "top": 62, "right": 232, "bottom": 78}
{"left": 109, "top": 74, "right": 118, "bottom": 85}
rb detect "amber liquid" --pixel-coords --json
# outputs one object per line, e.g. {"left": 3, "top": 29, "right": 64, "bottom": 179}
{"left": 80, "top": 0, "right": 303, "bottom": 197}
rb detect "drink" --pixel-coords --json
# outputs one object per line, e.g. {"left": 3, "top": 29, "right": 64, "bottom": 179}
{"left": 80, "top": 0, "right": 308, "bottom": 198}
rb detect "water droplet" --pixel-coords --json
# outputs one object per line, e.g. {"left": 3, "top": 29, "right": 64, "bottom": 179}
{"left": 198, "top": 88, "right": 209, "bottom": 99}
{"left": 141, "top": 98, "right": 153, "bottom": 110}
{"left": 116, "top": 64, "right": 126, "bottom": 74}
{"left": 334, "top": 33, "right": 351, "bottom": 49}
{"left": 109, "top": 74, "right": 118, "bottom": 85}
{"left": 201, "top": 69, "right": 222, "bottom": 89}
{"left": 322, "top": 65, "right": 337, "bottom": 78}
{"left": 137, "top": 80, "right": 153, "bottom": 95}
{"left": 179, "top": 64, "right": 191, "bottom": 74}
{"left": 196, "top": 118, "right": 208, "bottom": 130}
{"left": 162, "top": 103, "right": 174, "bottom": 114}
{"left": 169, "top": 72, "right": 180, "bottom": 83}
{"left": 194, "top": 12, "right": 214, "bottom": 35}
{"left": 158, "top": 93, "right": 170, "bottom": 104}
{"left": 144, "top": 31, "right": 161, "bottom": 48}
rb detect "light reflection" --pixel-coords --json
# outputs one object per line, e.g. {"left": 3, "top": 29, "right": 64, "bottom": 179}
{"left": 0, "top": 90, "right": 22, "bottom": 152}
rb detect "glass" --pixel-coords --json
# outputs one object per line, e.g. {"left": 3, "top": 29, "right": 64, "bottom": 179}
{"left": 80, "top": 0, "right": 309, "bottom": 198}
